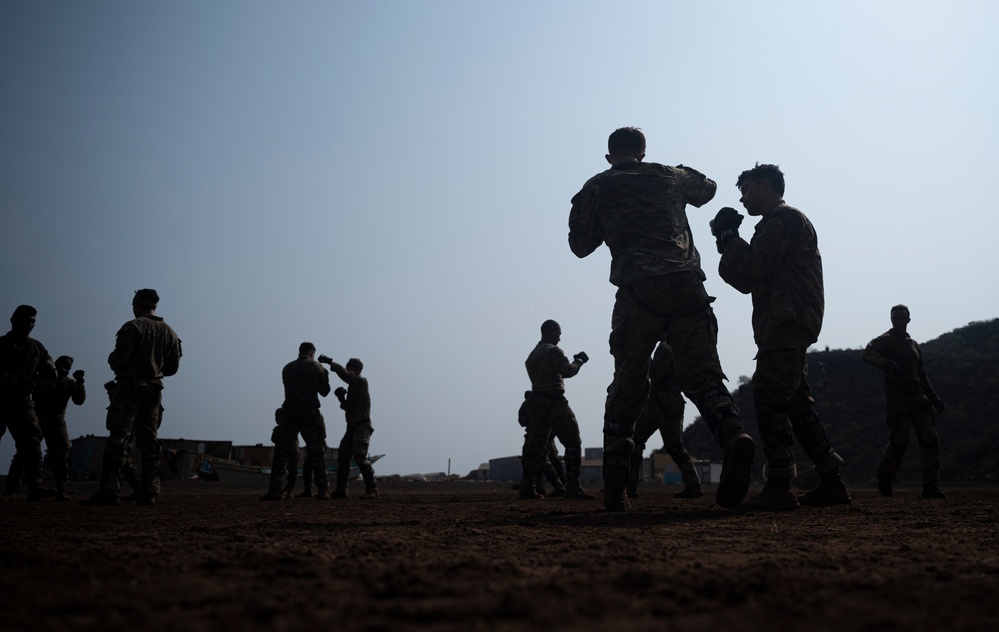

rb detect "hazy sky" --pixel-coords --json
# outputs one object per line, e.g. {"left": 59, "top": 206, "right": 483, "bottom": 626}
{"left": 2, "top": 1, "right": 997, "bottom": 478}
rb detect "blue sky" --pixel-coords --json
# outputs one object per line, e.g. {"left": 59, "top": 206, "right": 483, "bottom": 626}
{"left": 2, "top": 1, "right": 997, "bottom": 477}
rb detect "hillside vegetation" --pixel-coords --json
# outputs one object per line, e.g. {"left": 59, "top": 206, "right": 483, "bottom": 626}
{"left": 683, "top": 318, "right": 999, "bottom": 486}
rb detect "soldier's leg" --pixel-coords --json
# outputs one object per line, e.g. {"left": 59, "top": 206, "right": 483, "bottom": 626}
{"left": 334, "top": 426, "right": 353, "bottom": 495}
{"left": 262, "top": 422, "right": 291, "bottom": 500}
{"left": 350, "top": 422, "right": 377, "bottom": 498}
{"left": 604, "top": 287, "right": 661, "bottom": 509}
{"left": 878, "top": 405, "right": 911, "bottom": 485}
{"left": 656, "top": 394, "right": 702, "bottom": 497}
{"left": 550, "top": 402, "right": 594, "bottom": 499}
{"left": 7, "top": 400, "right": 52, "bottom": 500}
{"left": 82, "top": 384, "right": 139, "bottom": 505}
{"left": 785, "top": 369, "right": 851, "bottom": 506}
{"left": 3, "top": 453, "right": 23, "bottom": 497}
{"left": 134, "top": 385, "right": 164, "bottom": 504}
{"left": 519, "top": 407, "right": 551, "bottom": 499}
{"left": 283, "top": 442, "right": 299, "bottom": 497}
{"left": 665, "top": 291, "right": 752, "bottom": 510}
{"left": 41, "top": 413, "right": 72, "bottom": 496}
{"left": 300, "top": 411, "right": 328, "bottom": 499}
{"left": 629, "top": 397, "right": 662, "bottom": 497}
{"left": 911, "top": 404, "right": 943, "bottom": 496}
{"left": 541, "top": 436, "right": 565, "bottom": 495}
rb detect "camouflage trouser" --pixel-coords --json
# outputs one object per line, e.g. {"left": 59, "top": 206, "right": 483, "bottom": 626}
{"left": 878, "top": 396, "right": 940, "bottom": 485}
{"left": 283, "top": 406, "right": 328, "bottom": 492}
{"left": 630, "top": 390, "right": 700, "bottom": 489}
{"left": 337, "top": 421, "right": 375, "bottom": 490}
{"left": 604, "top": 273, "right": 742, "bottom": 486}
{"left": 752, "top": 339, "right": 842, "bottom": 479}
{"left": 38, "top": 412, "right": 71, "bottom": 487}
{"left": 521, "top": 394, "right": 583, "bottom": 487}
{"left": 100, "top": 379, "right": 164, "bottom": 497}
{"left": 0, "top": 397, "right": 43, "bottom": 488}
{"left": 267, "top": 409, "right": 301, "bottom": 494}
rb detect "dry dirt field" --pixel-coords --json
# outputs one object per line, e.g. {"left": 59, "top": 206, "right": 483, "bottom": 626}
{"left": 2, "top": 479, "right": 998, "bottom": 632}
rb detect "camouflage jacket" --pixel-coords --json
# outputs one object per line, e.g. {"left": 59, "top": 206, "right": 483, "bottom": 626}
{"left": 34, "top": 373, "right": 86, "bottom": 418}
{"left": 0, "top": 332, "right": 51, "bottom": 400}
{"left": 718, "top": 201, "right": 824, "bottom": 347}
{"left": 526, "top": 341, "right": 580, "bottom": 394}
{"left": 330, "top": 363, "right": 371, "bottom": 424}
{"left": 108, "top": 315, "right": 182, "bottom": 382}
{"left": 282, "top": 357, "right": 331, "bottom": 410}
{"left": 568, "top": 160, "right": 717, "bottom": 286}
{"left": 862, "top": 330, "right": 938, "bottom": 402}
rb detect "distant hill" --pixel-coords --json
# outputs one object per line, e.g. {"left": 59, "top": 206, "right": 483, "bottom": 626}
{"left": 683, "top": 318, "right": 999, "bottom": 486}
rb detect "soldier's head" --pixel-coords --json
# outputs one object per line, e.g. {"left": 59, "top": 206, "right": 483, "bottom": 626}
{"left": 55, "top": 356, "right": 74, "bottom": 374}
{"left": 606, "top": 127, "right": 646, "bottom": 165}
{"left": 540, "top": 319, "right": 561, "bottom": 344}
{"left": 346, "top": 358, "right": 363, "bottom": 375}
{"left": 890, "top": 304, "right": 910, "bottom": 331}
{"left": 737, "top": 163, "right": 785, "bottom": 216}
{"left": 299, "top": 342, "right": 316, "bottom": 359}
{"left": 9, "top": 305, "right": 37, "bottom": 337}
{"left": 132, "top": 289, "right": 160, "bottom": 316}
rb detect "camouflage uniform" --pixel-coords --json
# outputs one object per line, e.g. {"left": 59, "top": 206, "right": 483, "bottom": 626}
{"left": 569, "top": 160, "right": 749, "bottom": 503}
{"left": 276, "top": 356, "right": 332, "bottom": 498}
{"left": 329, "top": 363, "right": 377, "bottom": 496}
{"left": 31, "top": 366, "right": 86, "bottom": 492}
{"left": 862, "top": 330, "right": 942, "bottom": 489}
{"left": 520, "top": 340, "right": 588, "bottom": 496}
{"left": 0, "top": 331, "right": 52, "bottom": 495}
{"left": 719, "top": 201, "right": 844, "bottom": 482}
{"left": 628, "top": 342, "right": 701, "bottom": 497}
{"left": 265, "top": 407, "right": 300, "bottom": 499}
{"left": 95, "top": 314, "right": 182, "bottom": 502}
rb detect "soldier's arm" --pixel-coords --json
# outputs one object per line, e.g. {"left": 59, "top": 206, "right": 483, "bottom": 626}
{"left": 551, "top": 347, "right": 581, "bottom": 379}
{"left": 676, "top": 165, "right": 717, "bottom": 208}
{"left": 108, "top": 323, "right": 135, "bottom": 374}
{"left": 861, "top": 340, "right": 889, "bottom": 369}
{"left": 317, "top": 365, "right": 331, "bottom": 398}
{"left": 71, "top": 378, "right": 86, "bottom": 406}
{"left": 915, "top": 347, "right": 939, "bottom": 402}
{"left": 162, "top": 335, "right": 182, "bottom": 377}
{"left": 717, "top": 246, "right": 756, "bottom": 294}
{"left": 568, "top": 181, "right": 603, "bottom": 258}
{"left": 718, "top": 213, "right": 792, "bottom": 284}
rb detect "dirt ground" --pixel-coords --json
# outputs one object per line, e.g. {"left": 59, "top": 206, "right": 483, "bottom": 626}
{"left": 2, "top": 479, "right": 998, "bottom": 632}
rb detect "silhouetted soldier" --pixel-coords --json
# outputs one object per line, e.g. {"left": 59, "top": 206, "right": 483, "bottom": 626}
{"left": 714, "top": 163, "right": 851, "bottom": 510}
{"left": 569, "top": 127, "right": 754, "bottom": 511}
{"left": 519, "top": 320, "right": 595, "bottom": 500}
{"left": 4, "top": 355, "right": 86, "bottom": 500}
{"left": 320, "top": 356, "right": 378, "bottom": 499}
{"left": 862, "top": 304, "right": 946, "bottom": 499}
{"left": 262, "top": 342, "right": 331, "bottom": 501}
{"left": 0, "top": 305, "right": 57, "bottom": 501}
{"left": 81, "top": 289, "right": 182, "bottom": 507}
{"left": 516, "top": 391, "right": 568, "bottom": 497}
{"left": 628, "top": 342, "right": 703, "bottom": 499}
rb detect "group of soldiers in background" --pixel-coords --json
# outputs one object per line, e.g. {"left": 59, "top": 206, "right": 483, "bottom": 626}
{"left": 0, "top": 289, "right": 181, "bottom": 506}
{"left": 517, "top": 126, "right": 945, "bottom": 511}
{"left": 2, "top": 129, "right": 947, "bottom": 511}
{"left": 259, "top": 342, "right": 378, "bottom": 501}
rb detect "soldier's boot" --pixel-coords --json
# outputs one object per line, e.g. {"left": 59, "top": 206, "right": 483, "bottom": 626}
{"left": 673, "top": 454, "right": 704, "bottom": 499}
{"left": 261, "top": 465, "right": 286, "bottom": 501}
{"left": 80, "top": 453, "right": 121, "bottom": 506}
{"left": 877, "top": 468, "right": 893, "bottom": 497}
{"left": 331, "top": 485, "right": 347, "bottom": 499}
{"left": 799, "top": 467, "right": 852, "bottom": 506}
{"left": 139, "top": 449, "right": 161, "bottom": 507}
{"left": 54, "top": 482, "right": 73, "bottom": 502}
{"left": 138, "top": 494, "right": 158, "bottom": 507}
{"left": 564, "top": 481, "right": 596, "bottom": 500}
{"left": 626, "top": 449, "right": 643, "bottom": 499}
{"left": 360, "top": 486, "right": 379, "bottom": 500}
{"left": 259, "top": 488, "right": 285, "bottom": 501}
{"left": 716, "top": 426, "right": 755, "bottom": 509}
{"left": 358, "top": 466, "right": 378, "bottom": 500}
{"left": 921, "top": 483, "right": 946, "bottom": 499}
{"left": 547, "top": 485, "right": 566, "bottom": 498}
{"left": 295, "top": 486, "right": 314, "bottom": 499}
{"left": 26, "top": 485, "right": 58, "bottom": 502}
{"left": 518, "top": 476, "right": 542, "bottom": 499}
{"left": 315, "top": 486, "right": 331, "bottom": 501}
{"left": 742, "top": 477, "right": 800, "bottom": 511}
{"left": 121, "top": 466, "right": 141, "bottom": 501}
{"left": 602, "top": 465, "right": 630, "bottom": 512}
{"left": 534, "top": 472, "right": 547, "bottom": 497}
